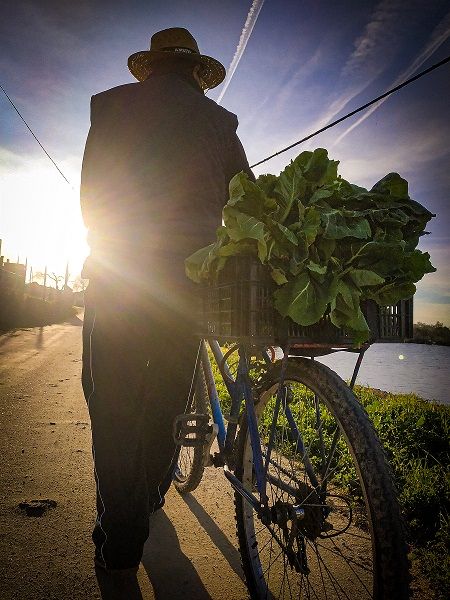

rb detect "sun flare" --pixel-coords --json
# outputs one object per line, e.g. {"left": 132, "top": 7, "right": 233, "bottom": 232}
{"left": 0, "top": 165, "right": 89, "bottom": 281}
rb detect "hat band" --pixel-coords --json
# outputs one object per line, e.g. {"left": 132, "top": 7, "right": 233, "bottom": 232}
{"left": 160, "top": 46, "right": 199, "bottom": 55}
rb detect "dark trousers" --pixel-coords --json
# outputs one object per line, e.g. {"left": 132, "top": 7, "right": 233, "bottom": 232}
{"left": 81, "top": 265, "right": 199, "bottom": 569}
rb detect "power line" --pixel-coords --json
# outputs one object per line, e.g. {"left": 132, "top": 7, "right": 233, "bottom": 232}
{"left": 3, "top": 53, "right": 449, "bottom": 180}
{"left": 0, "top": 83, "right": 73, "bottom": 187}
{"left": 250, "top": 54, "right": 450, "bottom": 169}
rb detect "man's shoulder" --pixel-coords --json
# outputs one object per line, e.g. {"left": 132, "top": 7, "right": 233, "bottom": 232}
{"left": 92, "top": 82, "right": 138, "bottom": 105}
{"left": 198, "top": 95, "right": 238, "bottom": 130}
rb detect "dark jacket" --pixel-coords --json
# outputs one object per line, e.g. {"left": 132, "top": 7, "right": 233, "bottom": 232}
{"left": 80, "top": 73, "right": 254, "bottom": 273}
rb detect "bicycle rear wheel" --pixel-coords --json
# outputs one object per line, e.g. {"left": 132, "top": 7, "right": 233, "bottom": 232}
{"left": 234, "top": 357, "right": 409, "bottom": 599}
{"left": 173, "top": 362, "right": 209, "bottom": 494}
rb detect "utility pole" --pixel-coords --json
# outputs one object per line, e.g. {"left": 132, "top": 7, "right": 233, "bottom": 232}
{"left": 42, "top": 266, "right": 47, "bottom": 300}
{"left": 64, "top": 262, "right": 69, "bottom": 289}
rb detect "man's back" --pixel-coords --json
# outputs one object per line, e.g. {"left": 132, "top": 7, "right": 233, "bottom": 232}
{"left": 81, "top": 72, "right": 252, "bottom": 262}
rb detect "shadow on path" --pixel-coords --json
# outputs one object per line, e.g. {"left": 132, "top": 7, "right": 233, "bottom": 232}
{"left": 35, "top": 327, "right": 44, "bottom": 349}
{"left": 142, "top": 510, "right": 213, "bottom": 600}
{"left": 182, "top": 494, "right": 244, "bottom": 581}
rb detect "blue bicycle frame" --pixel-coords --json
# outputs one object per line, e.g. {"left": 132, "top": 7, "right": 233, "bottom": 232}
{"left": 192, "top": 338, "right": 367, "bottom": 518}
{"left": 195, "top": 339, "right": 309, "bottom": 516}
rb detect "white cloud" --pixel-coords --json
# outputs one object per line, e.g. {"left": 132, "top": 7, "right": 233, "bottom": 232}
{"left": 299, "top": 0, "right": 418, "bottom": 150}
{"left": 342, "top": 0, "right": 408, "bottom": 79}
{"left": 337, "top": 126, "right": 450, "bottom": 186}
{"left": 334, "top": 9, "right": 450, "bottom": 145}
{"left": 0, "top": 147, "right": 27, "bottom": 175}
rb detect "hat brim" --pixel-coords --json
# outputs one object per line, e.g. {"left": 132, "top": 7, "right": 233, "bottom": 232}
{"left": 128, "top": 50, "right": 226, "bottom": 90}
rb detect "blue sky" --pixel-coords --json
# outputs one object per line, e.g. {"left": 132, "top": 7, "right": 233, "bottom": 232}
{"left": 1, "top": 0, "right": 449, "bottom": 323}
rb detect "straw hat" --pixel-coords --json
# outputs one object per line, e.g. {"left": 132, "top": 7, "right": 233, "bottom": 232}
{"left": 128, "top": 27, "right": 226, "bottom": 90}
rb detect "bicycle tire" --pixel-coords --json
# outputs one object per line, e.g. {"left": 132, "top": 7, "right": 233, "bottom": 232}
{"left": 234, "top": 357, "right": 409, "bottom": 599}
{"left": 173, "top": 362, "right": 209, "bottom": 494}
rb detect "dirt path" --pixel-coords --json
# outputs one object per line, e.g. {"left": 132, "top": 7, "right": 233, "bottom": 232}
{"left": 1, "top": 319, "right": 426, "bottom": 600}
{"left": 0, "top": 319, "right": 248, "bottom": 600}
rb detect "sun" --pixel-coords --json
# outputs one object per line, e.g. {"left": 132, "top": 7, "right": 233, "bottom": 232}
{"left": 0, "top": 164, "right": 89, "bottom": 280}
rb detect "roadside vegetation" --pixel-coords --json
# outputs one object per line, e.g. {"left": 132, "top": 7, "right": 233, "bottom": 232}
{"left": 413, "top": 321, "right": 450, "bottom": 346}
{"left": 0, "top": 290, "right": 76, "bottom": 332}
{"left": 357, "top": 386, "right": 450, "bottom": 598}
{"left": 208, "top": 350, "right": 449, "bottom": 598}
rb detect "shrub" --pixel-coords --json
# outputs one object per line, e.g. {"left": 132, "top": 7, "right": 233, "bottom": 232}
{"left": 357, "top": 387, "right": 450, "bottom": 544}
{"left": 411, "top": 514, "right": 450, "bottom": 600}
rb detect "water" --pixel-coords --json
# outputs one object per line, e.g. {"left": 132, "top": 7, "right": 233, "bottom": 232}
{"left": 313, "top": 343, "right": 450, "bottom": 404}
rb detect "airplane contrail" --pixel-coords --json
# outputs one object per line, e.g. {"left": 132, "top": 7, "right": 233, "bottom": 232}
{"left": 217, "top": 0, "right": 265, "bottom": 105}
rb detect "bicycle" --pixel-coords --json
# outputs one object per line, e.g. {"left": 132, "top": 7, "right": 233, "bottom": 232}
{"left": 172, "top": 257, "right": 410, "bottom": 599}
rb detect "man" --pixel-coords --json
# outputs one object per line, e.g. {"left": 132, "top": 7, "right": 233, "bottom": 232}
{"left": 80, "top": 27, "right": 254, "bottom": 573}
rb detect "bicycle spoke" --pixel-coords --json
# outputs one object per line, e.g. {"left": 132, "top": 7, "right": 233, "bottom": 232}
{"left": 262, "top": 546, "right": 284, "bottom": 578}
{"left": 316, "top": 540, "right": 373, "bottom": 574}
{"left": 340, "top": 529, "right": 371, "bottom": 541}
{"left": 236, "top": 362, "right": 406, "bottom": 599}
{"left": 329, "top": 536, "right": 372, "bottom": 593}
{"left": 307, "top": 541, "right": 351, "bottom": 600}
{"left": 315, "top": 543, "right": 329, "bottom": 600}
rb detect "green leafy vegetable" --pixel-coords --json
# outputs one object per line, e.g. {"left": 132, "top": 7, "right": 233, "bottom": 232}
{"left": 186, "top": 148, "right": 436, "bottom": 344}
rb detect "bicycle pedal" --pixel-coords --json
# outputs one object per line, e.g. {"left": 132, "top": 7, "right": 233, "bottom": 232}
{"left": 173, "top": 413, "right": 210, "bottom": 447}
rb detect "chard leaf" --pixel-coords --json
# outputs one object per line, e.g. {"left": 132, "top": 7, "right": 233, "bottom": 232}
{"left": 349, "top": 269, "right": 385, "bottom": 287}
{"left": 304, "top": 148, "right": 339, "bottom": 186}
{"left": 274, "top": 272, "right": 336, "bottom": 325}
{"left": 302, "top": 207, "right": 321, "bottom": 246}
{"left": 215, "top": 225, "right": 228, "bottom": 241}
{"left": 307, "top": 261, "right": 327, "bottom": 275}
{"left": 270, "top": 268, "right": 289, "bottom": 285}
{"left": 276, "top": 222, "right": 298, "bottom": 246}
{"left": 315, "top": 237, "right": 336, "bottom": 262}
{"left": 367, "top": 282, "right": 416, "bottom": 305}
{"left": 185, "top": 243, "right": 217, "bottom": 283}
{"left": 256, "top": 173, "right": 278, "bottom": 196}
{"left": 402, "top": 250, "right": 436, "bottom": 281}
{"left": 274, "top": 158, "right": 307, "bottom": 223}
{"left": 330, "top": 295, "right": 370, "bottom": 344}
{"left": 350, "top": 183, "right": 368, "bottom": 195}
{"left": 336, "top": 278, "right": 358, "bottom": 309}
{"left": 370, "top": 173, "right": 408, "bottom": 198}
{"left": 322, "top": 210, "right": 371, "bottom": 240}
{"left": 266, "top": 238, "right": 276, "bottom": 261}
{"left": 228, "top": 172, "right": 267, "bottom": 217}
{"left": 257, "top": 238, "right": 268, "bottom": 262}
{"left": 289, "top": 237, "right": 309, "bottom": 275}
{"left": 309, "top": 187, "right": 334, "bottom": 205}
{"left": 225, "top": 210, "right": 265, "bottom": 243}
{"left": 218, "top": 241, "right": 254, "bottom": 257}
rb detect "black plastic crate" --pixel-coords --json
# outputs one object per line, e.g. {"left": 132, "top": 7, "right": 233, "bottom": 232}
{"left": 199, "top": 256, "right": 275, "bottom": 344}
{"left": 198, "top": 256, "right": 413, "bottom": 349}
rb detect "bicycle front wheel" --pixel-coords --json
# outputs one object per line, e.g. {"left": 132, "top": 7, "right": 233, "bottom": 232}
{"left": 234, "top": 357, "right": 409, "bottom": 599}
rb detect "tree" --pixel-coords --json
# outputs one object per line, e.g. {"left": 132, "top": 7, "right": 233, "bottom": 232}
{"left": 413, "top": 322, "right": 450, "bottom": 346}
{"left": 34, "top": 271, "right": 64, "bottom": 291}
{"left": 71, "top": 276, "right": 88, "bottom": 293}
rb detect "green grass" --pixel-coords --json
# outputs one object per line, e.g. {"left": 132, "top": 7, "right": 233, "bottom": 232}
{"left": 356, "top": 386, "right": 450, "bottom": 544}
{"left": 207, "top": 348, "right": 450, "bottom": 594}
{"left": 356, "top": 386, "right": 450, "bottom": 596}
